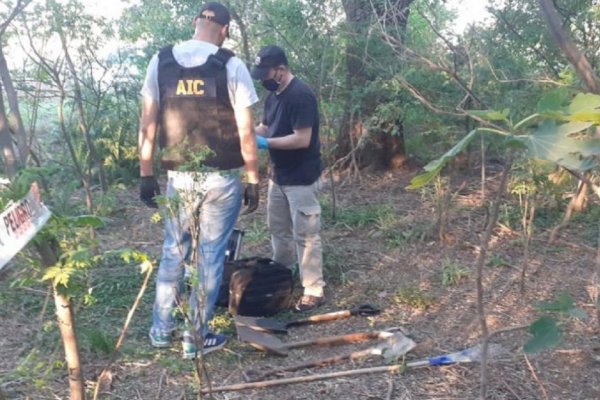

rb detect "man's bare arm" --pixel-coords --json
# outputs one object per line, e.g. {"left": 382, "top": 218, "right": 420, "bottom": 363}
{"left": 138, "top": 97, "right": 159, "bottom": 177}
{"left": 235, "top": 106, "right": 259, "bottom": 184}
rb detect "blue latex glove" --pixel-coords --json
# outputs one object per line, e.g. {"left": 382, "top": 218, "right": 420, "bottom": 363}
{"left": 256, "top": 135, "right": 269, "bottom": 150}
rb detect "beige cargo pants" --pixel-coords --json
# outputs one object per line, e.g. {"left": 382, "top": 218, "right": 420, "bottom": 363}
{"left": 267, "top": 179, "right": 325, "bottom": 297}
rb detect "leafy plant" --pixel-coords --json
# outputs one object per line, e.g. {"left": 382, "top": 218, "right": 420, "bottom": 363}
{"left": 334, "top": 204, "right": 394, "bottom": 228}
{"left": 394, "top": 286, "right": 435, "bottom": 310}
{"left": 441, "top": 261, "right": 470, "bottom": 286}
{"left": 486, "top": 255, "right": 512, "bottom": 268}
{"left": 243, "top": 219, "right": 269, "bottom": 246}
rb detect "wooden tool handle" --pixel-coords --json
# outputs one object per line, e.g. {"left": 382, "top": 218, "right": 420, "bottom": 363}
{"left": 289, "top": 310, "right": 352, "bottom": 326}
{"left": 289, "top": 305, "right": 380, "bottom": 327}
{"left": 282, "top": 331, "right": 380, "bottom": 350}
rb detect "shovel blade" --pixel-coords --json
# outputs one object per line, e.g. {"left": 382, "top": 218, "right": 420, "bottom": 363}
{"left": 234, "top": 315, "right": 288, "bottom": 334}
{"left": 235, "top": 324, "right": 288, "bottom": 357}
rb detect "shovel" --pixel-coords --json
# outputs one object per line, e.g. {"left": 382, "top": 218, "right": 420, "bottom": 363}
{"left": 234, "top": 304, "right": 380, "bottom": 334}
{"left": 245, "top": 331, "right": 416, "bottom": 381}
{"left": 236, "top": 324, "right": 398, "bottom": 357}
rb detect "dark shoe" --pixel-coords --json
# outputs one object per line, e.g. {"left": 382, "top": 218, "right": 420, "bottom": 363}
{"left": 294, "top": 295, "right": 325, "bottom": 312}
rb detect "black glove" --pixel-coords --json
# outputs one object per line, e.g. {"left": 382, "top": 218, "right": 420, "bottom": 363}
{"left": 140, "top": 176, "right": 160, "bottom": 208}
{"left": 242, "top": 183, "right": 259, "bottom": 215}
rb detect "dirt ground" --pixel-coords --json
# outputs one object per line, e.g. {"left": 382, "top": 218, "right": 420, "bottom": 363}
{"left": 1, "top": 167, "right": 600, "bottom": 399}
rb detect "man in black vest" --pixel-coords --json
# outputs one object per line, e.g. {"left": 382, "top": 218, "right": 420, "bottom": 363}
{"left": 138, "top": 2, "right": 259, "bottom": 358}
{"left": 251, "top": 45, "right": 326, "bottom": 312}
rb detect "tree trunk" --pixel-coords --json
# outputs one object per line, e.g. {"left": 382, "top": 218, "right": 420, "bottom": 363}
{"left": 0, "top": 44, "right": 28, "bottom": 164}
{"left": 36, "top": 241, "right": 85, "bottom": 400}
{"left": 0, "top": 83, "right": 18, "bottom": 177}
{"left": 54, "top": 289, "right": 85, "bottom": 400}
{"left": 336, "top": 0, "right": 410, "bottom": 171}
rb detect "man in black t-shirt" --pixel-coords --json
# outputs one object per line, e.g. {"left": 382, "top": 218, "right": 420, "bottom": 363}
{"left": 251, "top": 45, "right": 326, "bottom": 312}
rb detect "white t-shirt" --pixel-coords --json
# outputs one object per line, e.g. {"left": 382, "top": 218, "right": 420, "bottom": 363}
{"left": 141, "top": 40, "right": 258, "bottom": 110}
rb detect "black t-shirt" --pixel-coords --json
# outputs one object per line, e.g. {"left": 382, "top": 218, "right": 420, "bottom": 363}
{"left": 262, "top": 77, "right": 322, "bottom": 186}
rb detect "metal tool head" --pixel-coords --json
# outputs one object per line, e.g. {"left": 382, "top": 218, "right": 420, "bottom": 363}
{"left": 371, "top": 332, "right": 416, "bottom": 362}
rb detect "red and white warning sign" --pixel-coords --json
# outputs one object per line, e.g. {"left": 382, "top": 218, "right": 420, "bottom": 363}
{"left": 0, "top": 183, "right": 51, "bottom": 270}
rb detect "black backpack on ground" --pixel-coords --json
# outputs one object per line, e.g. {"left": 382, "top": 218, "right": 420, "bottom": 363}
{"left": 217, "top": 257, "right": 293, "bottom": 316}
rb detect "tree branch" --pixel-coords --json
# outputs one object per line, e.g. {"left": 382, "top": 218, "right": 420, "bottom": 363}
{"left": 538, "top": 0, "right": 600, "bottom": 93}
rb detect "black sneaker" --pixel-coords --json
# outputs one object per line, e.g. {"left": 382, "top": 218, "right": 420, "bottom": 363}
{"left": 294, "top": 295, "right": 325, "bottom": 312}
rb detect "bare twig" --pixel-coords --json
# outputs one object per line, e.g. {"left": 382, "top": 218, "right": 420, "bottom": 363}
{"left": 92, "top": 264, "right": 154, "bottom": 400}
{"left": 477, "top": 154, "right": 513, "bottom": 399}
{"left": 488, "top": 324, "right": 529, "bottom": 339}
{"left": 385, "top": 376, "right": 394, "bottom": 400}
{"left": 520, "top": 197, "right": 536, "bottom": 294}
{"left": 156, "top": 370, "right": 168, "bottom": 400}
{"left": 595, "top": 223, "right": 600, "bottom": 330}
{"left": 538, "top": 0, "right": 600, "bottom": 93}
{"left": 524, "top": 354, "right": 549, "bottom": 400}
{"left": 0, "top": 0, "right": 33, "bottom": 36}
{"left": 485, "top": 59, "right": 564, "bottom": 86}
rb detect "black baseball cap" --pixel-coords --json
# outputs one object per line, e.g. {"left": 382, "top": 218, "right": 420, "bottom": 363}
{"left": 251, "top": 45, "right": 288, "bottom": 80}
{"left": 198, "top": 2, "right": 231, "bottom": 26}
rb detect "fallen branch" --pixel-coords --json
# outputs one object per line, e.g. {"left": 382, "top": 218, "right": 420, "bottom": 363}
{"left": 202, "top": 363, "right": 407, "bottom": 394}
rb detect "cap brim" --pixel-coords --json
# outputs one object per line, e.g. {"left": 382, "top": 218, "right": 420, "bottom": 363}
{"left": 251, "top": 66, "right": 269, "bottom": 80}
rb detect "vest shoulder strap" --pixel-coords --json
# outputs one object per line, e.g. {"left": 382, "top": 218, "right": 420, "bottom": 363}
{"left": 206, "top": 48, "right": 235, "bottom": 70}
{"left": 158, "top": 44, "right": 175, "bottom": 60}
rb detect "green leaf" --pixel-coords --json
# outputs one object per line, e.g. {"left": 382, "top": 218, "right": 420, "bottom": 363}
{"left": 523, "top": 316, "right": 562, "bottom": 353}
{"left": 537, "top": 88, "right": 570, "bottom": 113}
{"left": 407, "top": 129, "right": 480, "bottom": 189}
{"left": 424, "top": 129, "right": 480, "bottom": 172}
{"left": 407, "top": 169, "right": 440, "bottom": 190}
{"left": 535, "top": 293, "right": 575, "bottom": 312}
{"left": 567, "top": 111, "right": 600, "bottom": 124}
{"left": 568, "top": 93, "right": 600, "bottom": 113}
{"left": 518, "top": 121, "right": 600, "bottom": 171}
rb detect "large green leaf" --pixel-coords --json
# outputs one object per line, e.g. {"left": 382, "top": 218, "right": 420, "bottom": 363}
{"left": 568, "top": 93, "right": 600, "bottom": 113}
{"left": 523, "top": 316, "right": 562, "bottom": 353}
{"left": 408, "top": 129, "right": 480, "bottom": 189}
{"left": 516, "top": 121, "right": 600, "bottom": 171}
{"left": 567, "top": 111, "right": 600, "bottom": 124}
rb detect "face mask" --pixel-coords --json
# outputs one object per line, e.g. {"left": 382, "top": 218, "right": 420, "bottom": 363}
{"left": 261, "top": 78, "right": 280, "bottom": 92}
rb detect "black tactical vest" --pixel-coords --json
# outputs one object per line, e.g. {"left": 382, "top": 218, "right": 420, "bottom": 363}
{"left": 157, "top": 45, "right": 244, "bottom": 171}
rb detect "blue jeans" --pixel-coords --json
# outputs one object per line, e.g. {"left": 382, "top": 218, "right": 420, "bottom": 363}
{"left": 150, "top": 170, "right": 241, "bottom": 337}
